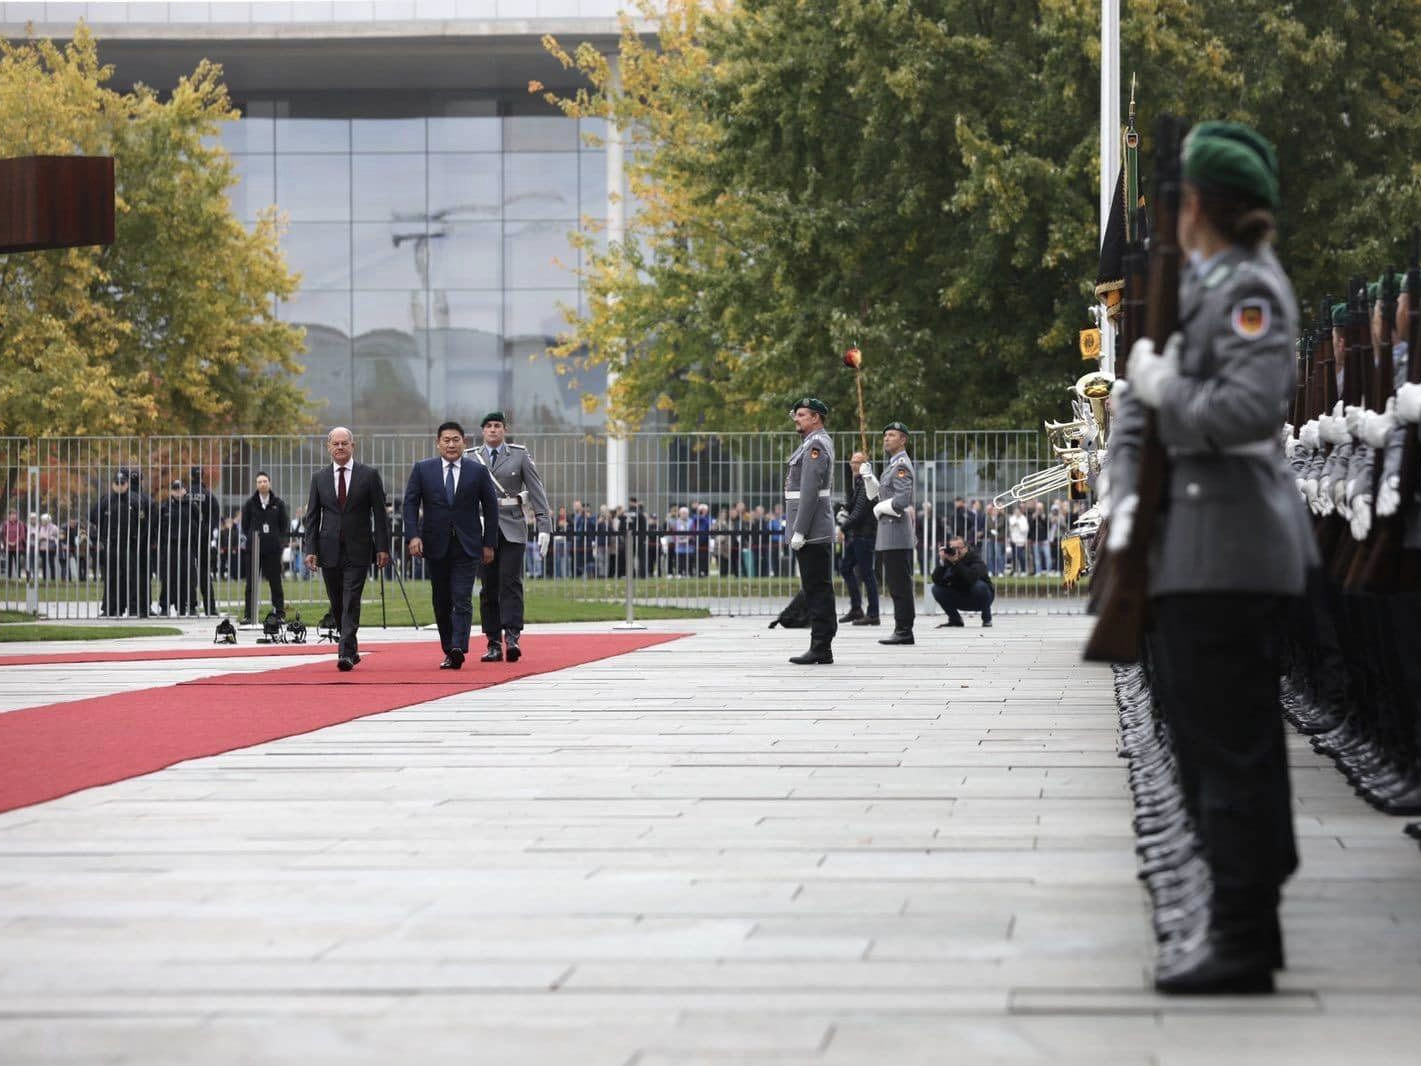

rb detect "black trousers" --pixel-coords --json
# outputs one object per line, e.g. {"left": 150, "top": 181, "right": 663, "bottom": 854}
{"left": 1150, "top": 593, "right": 1299, "bottom": 946}
{"left": 795, "top": 541, "right": 837, "bottom": 650}
{"left": 428, "top": 536, "right": 477, "bottom": 654}
{"left": 879, "top": 547, "right": 915, "bottom": 633}
{"left": 245, "top": 551, "right": 285, "bottom": 615}
{"left": 931, "top": 580, "right": 994, "bottom": 623}
{"left": 840, "top": 536, "right": 879, "bottom": 616}
{"left": 321, "top": 559, "right": 368, "bottom": 660}
{"left": 480, "top": 532, "right": 526, "bottom": 639}
{"left": 158, "top": 544, "right": 193, "bottom": 613}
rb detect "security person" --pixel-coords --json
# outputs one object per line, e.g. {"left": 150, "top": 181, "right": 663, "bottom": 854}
{"left": 187, "top": 466, "right": 219, "bottom": 615}
{"left": 872, "top": 421, "right": 917, "bottom": 644}
{"left": 784, "top": 397, "right": 836, "bottom": 664}
{"left": 240, "top": 472, "right": 291, "bottom": 623}
{"left": 90, "top": 471, "right": 140, "bottom": 617}
{"left": 1110, "top": 121, "right": 1315, "bottom": 994}
{"left": 472, "top": 412, "right": 551, "bottom": 663}
{"left": 836, "top": 451, "right": 880, "bottom": 625}
{"left": 156, "top": 480, "right": 196, "bottom": 616}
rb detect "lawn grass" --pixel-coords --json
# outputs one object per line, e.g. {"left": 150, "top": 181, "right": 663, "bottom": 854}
{"left": 0, "top": 625, "right": 183, "bottom": 643}
{"left": 0, "top": 609, "right": 36, "bottom": 623}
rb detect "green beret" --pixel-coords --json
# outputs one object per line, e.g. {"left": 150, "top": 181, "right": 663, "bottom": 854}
{"left": 1367, "top": 282, "right": 1380, "bottom": 302}
{"left": 1376, "top": 272, "right": 1405, "bottom": 297}
{"left": 882, "top": 421, "right": 910, "bottom": 435}
{"left": 1332, "top": 302, "right": 1347, "bottom": 327}
{"left": 790, "top": 397, "right": 829, "bottom": 417}
{"left": 1182, "top": 120, "right": 1280, "bottom": 209}
{"left": 480, "top": 411, "right": 507, "bottom": 426}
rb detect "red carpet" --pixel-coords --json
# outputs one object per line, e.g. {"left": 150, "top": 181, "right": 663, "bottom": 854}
{"left": 0, "top": 633, "right": 684, "bottom": 814}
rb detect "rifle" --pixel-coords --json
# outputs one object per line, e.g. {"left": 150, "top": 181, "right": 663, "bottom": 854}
{"left": 1345, "top": 267, "right": 1397, "bottom": 588}
{"left": 1327, "top": 278, "right": 1372, "bottom": 580}
{"left": 1084, "top": 116, "right": 1185, "bottom": 664}
{"left": 1360, "top": 232, "right": 1421, "bottom": 589}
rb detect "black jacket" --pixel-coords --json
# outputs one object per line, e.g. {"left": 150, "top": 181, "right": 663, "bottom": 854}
{"left": 842, "top": 474, "right": 876, "bottom": 538}
{"left": 241, "top": 492, "right": 292, "bottom": 557}
{"left": 303, "top": 462, "right": 391, "bottom": 568}
{"left": 932, "top": 546, "right": 991, "bottom": 593}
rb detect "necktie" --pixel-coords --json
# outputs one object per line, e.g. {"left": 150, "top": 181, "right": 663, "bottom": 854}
{"left": 337, "top": 466, "right": 347, "bottom": 509}
{"left": 445, "top": 462, "right": 456, "bottom": 504}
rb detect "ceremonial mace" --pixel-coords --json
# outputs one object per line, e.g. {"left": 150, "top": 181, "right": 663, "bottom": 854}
{"left": 843, "top": 345, "right": 868, "bottom": 455}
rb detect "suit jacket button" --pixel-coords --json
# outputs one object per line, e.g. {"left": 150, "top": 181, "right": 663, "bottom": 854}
{"left": 1185, "top": 482, "right": 1201, "bottom": 498}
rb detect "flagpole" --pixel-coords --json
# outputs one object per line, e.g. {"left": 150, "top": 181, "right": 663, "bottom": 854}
{"left": 1099, "top": 0, "right": 1120, "bottom": 377}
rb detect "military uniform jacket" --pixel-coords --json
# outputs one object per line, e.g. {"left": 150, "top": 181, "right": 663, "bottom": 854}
{"left": 784, "top": 428, "right": 834, "bottom": 543}
{"left": 875, "top": 451, "right": 916, "bottom": 552}
{"left": 1111, "top": 243, "right": 1316, "bottom": 596}
{"left": 471, "top": 442, "right": 552, "bottom": 545}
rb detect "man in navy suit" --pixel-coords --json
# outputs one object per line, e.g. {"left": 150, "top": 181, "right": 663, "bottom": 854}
{"left": 403, "top": 421, "right": 499, "bottom": 669}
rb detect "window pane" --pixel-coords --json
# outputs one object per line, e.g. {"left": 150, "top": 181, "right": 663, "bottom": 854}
{"left": 354, "top": 292, "right": 430, "bottom": 430}
{"left": 429, "top": 292, "right": 503, "bottom": 427}
{"left": 352, "top": 222, "right": 427, "bottom": 290}
{"left": 504, "top": 116, "right": 578, "bottom": 152}
{"left": 281, "top": 223, "right": 351, "bottom": 291}
{"left": 275, "top": 118, "right": 351, "bottom": 153}
{"left": 579, "top": 150, "right": 607, "bottom": 220}
{"left": 505, "top": 289, "right": 578, "bottom": 340}
{"left": 352, "top": 153, "right": 427, "bottom": 222}
{"left": 504, "top": 153, "right": 578, "bottom": 220}
{"left": 429, "top": 222, "right": 502, "bottom": 290}
{"left": 352, "top": 118, "right": 426, "bottom": 153}
{"left": 429, "top": 153, "right": 501, "bottom": 220}
{"left": 275, "top": 155, "right": 350, "bottom": 222}
{"left": 280, "top": 292, "right": 353, "bottom": 426}
{"left": 505, "top": 222, "right": 577, "bottom": 290}
{"left": 227, "top": 155, "right": 274, "bottom": 222}
{"left": 220, "top": 116, "right": 275, "bottom": 154}
{"left": 429, "top": 116, "right": 501, "bottom": 152}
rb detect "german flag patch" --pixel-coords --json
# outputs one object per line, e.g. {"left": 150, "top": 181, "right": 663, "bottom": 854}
{"left": 810, "top": 448, "right": 821, "bottom": 459}
{"left": 896, "top": 468, "right": 908, "bottom": 478}
{"left": 1231, "top": 299, "right": 1269, "bottom": 340}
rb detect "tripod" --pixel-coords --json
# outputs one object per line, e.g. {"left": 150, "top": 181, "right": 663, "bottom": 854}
{"left": 379, "top": 556, "right": 422, "bottom": 631}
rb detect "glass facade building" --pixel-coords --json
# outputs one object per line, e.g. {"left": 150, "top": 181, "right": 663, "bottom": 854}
{"left": 224, "top": 101, "right": 609, "bottom": 432}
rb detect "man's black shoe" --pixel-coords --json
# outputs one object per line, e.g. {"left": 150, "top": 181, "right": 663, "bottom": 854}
{"left": 936, "top": 619, "right": 965, "bottom": 628}
{"left": 337, "top": 657, "right": 354, "bottom": 672}
{"left": 982, "top": 617, "right": 993, "bottom": 627}
{"left": 878, "top": 631, "right": 915, "bottom": 645}
{"left": 1153, "top": 939, "right": 1274, "bottom": 995}
{"left": 440, "top": 649, "right": 465, "bottom": 670}
{"left": 839, "top": 608, "right": 865, "bottom": 623}
{"left": 480, "top": 642, "right": 503, "bottom": 663}
{"left": 505, "top": 633, "right": 522, "bottom": 663}
{"left": 852, "top": 615, "right": 881, "bottom": 626}
{"left": 789, "top": 649, "right": 833, "bottom": 665}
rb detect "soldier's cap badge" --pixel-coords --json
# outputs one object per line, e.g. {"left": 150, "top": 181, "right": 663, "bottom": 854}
{"left": 1231, "top": 299, "right": 1269, "bottom": 339}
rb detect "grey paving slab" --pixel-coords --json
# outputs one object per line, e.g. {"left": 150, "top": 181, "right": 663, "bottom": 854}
{"left": 0, "top": 614, "right": 1418, "bottom": 1064}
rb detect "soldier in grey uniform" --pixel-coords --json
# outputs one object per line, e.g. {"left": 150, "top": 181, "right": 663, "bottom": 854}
{"left": 869, "top": 421, "right": 917, "bottom": 644}
{"left": 784, "top": 397, "right": 837, "bottom": 664}
{"left": 1108, "top": 121, "right": 1317, "bottom": 995}
{"left": 470, "top": 411, "right": 552, "bottom": 663}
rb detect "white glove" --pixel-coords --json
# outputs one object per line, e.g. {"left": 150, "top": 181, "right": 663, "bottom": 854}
{"left": 1320, "top": 409, "right": 1349, "bottom": 446}
{"left": 1128, "top": 332, "right": 1183, "bottom": 409}
{"left": 1397, "top": 382, "right": 1421, "bottom": 424}
{"left": 1300, "top": 420, "right": 1320, "bottom": 451}
{"left": 1350, "top": 492, "right": 1373, "bottom": 540}
{"left": 1378, "top": 473, "right": 1402, "bottom": 517}
{"left": 1284, "top": 435, "right": 1302, "bottom": 460}
{"left": 537, "top": 531, "right": 551, "bottom": 557}
{"left": 1282, "top": 423, "right": 1295, "bottom": 447}
{"left": 872, "top": 499, "right": 898, "bottom": 519}
{"left": 835, "top": 508, "right": 849, "bottom": 528}
{"left": 1344, "top": 405, "right": 1364, "bottom": 438}
{"left": 789, "top": 531, "right": 806, "bottom": 551}
{"left": 1105, "top": 493, "right": 1138, "bottom": 552}
{"left": 861, "top": 467, "right": 880, "bottom": 498}
{"left": 1360, "top": 405, "right": 1396, "bottom": 449}
{"left": 1303, "top": 468, "right": 1321, "bottom": 512}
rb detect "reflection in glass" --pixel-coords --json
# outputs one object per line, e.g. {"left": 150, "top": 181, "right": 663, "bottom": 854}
{"left": 281, "top": 223, "right": 352, "bottom": 291}
{"left": 227, "top": 155, "right": 275, "bottom": 222}
{"left": 505, "top": 289, "right": 578, "bottom": 340}
{"left": 354, "top": 292, "right": 430, "bottom": 430}
{"left": 505, "top": 223, "right": 577, "bottom": 290}
{"left": 275, "top": 118, "right": 351, "bottom": 153}
{"left": 353, "top": 222, "right": 428, "bottom": 290}
{"left": 429, "top": 222, "right": 501, "bottom": 290}
{"left": 504, "top": 115, "right": 579, "bottom": 152}
{"left": 504, "top": 154, "right": 579, "bottom": 220}
{"left": 352, "top": 154, "right": 427, "bottom": 222}
{"left": 578, "top": 151, "right": 607, "bottom": 220}
{"left": 352, "top": 118, "right": 426, "bottom": 153}
{"left": 279, "top": 291, "right": 353, "bottom": 426}
{"left": 429, "top": 115, "right": 501, "bottom": 152}
{"left": 429, "top": 291, "right": 504, "bottom": 426}
{"left": 275, "top": 155, "right": 351, "bottom": 221}
{"left": 220, "top": 116, "right": 275, "bottom": 154}
{"left": 429, "top": 153, "right": 501, "bottom": 220}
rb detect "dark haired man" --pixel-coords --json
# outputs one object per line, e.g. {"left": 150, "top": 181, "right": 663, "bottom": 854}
{"left": 240, "top": 471, "right": 290, "bottom": 624}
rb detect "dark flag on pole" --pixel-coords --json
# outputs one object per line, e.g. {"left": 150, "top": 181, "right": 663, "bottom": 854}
{"left": 1094, "top": 76, "right": 1145, "bottom": 324}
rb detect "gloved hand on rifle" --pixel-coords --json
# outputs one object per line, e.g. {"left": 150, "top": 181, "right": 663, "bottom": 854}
{"left": 1375, "top": 398, "right": 1405, "bottom": 517}
{"left": 1127, "top": 332, "right": 1183, "bottom": 409}
{"left": 1396, "top": 382, "right": 1421, "bottom": 425}
{"left": 872, "top": 499, "right": 898, "bottom": 519}
{"left": 860, "top": 463, "right": 880, "bottom": 499}
{"left": 1344, "top": 404, "right": 1365, "bottom": 439}
{"left": 789, "top": 531, "right": 806, "bottom": 551}
{"left": 537, "top": 531, "right": 551, "bottom": 557}
{"left": 1299, "top": 420, "right": 1322, "bottom": 510}
{"left": 1105, "top": 492, "right": 1139, "bottom": 553}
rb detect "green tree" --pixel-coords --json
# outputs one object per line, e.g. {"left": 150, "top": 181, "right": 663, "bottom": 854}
{"left": 0, "top": 24, "right": 308, "bottom": 438}
{"left": 544, "top": 0, "right": 1421, "bottom": 435}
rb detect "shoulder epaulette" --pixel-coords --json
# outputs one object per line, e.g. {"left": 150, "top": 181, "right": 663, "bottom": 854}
{"left": 507, "top": 443, "right": 528, "bottom": 450}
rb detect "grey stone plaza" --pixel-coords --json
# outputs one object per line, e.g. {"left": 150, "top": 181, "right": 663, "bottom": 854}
{"left": 1, "top": 613, "right": 1418, "bottom": 1064}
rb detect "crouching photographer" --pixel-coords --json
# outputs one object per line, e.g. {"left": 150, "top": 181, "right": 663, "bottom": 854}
{"left": 931, "top": 535, "right": 994, "bottom": 628}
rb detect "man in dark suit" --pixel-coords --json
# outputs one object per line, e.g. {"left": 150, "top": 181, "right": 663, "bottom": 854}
{"left": 403, "top": 421, "right": 499, "bottom": 669}
{"left": 302, "top": 426, "right": 392, "bottom": 671}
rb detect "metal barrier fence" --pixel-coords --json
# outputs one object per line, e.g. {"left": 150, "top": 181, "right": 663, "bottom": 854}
{"left": 0, "top": 430, "right": 1084, "bottom": 623}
